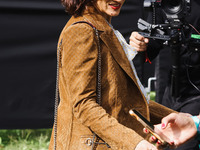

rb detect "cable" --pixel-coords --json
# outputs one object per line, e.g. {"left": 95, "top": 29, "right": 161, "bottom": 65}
{"left": 189, "top": 24, "right": 200, "bottom": 35}
{"left": 185, "top": 53, "right": 200, "bottom": 93}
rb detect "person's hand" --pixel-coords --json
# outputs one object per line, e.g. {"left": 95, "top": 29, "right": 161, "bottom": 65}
{"left": 129, "top": 32, "right": 149, "bottom": 52}
{"left": 155, "top": 113, "right": 197, "bottom": 146}
{"left": 135, "top": 140, "right": 159, "bottom": 150}
{"left": 154, "top": 113, "right": 197, "bottom": 147}
{"left": 143, "top": 128, "right": 171, "bottom": 149}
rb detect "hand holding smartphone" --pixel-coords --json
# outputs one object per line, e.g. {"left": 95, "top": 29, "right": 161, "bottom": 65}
{"left": 129, "top": 109, "right": 169, "bottom": 146}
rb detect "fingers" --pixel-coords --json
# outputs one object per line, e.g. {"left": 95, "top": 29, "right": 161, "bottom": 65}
{"left": 144, "top": 126, "right": 171, "bottom": 150}
{"left": 144, "top": 38, "right": 149, "bottom": 43}
{"left": 161, "top": 113, "right": 177, "bottom": 129}
{"left": 161, "top": 112, "right": 191, "bottom": 129}
{"left": 143, "top": 128, "right": 160, "bottom": 144}
{"left": 143, "top": 128, "right": 161, "bottom": 145}
{"left": 149, "top": 135, "right": 157, "bottom": 143}
{"left": 143, "top": 128, "right": 150, "bottom": 134}
{"left": 148, "top": 135, "right": 170, "bottom": 150}
{"left": 129, "top": 32, "right": 149, "bottom": 52}
{"left": 156, "top": 140, "right": 166, "bottom": 150}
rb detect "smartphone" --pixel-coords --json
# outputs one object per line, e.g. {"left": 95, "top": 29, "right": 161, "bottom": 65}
{"left": 129, "top": 109, "right": 168, "bottom": 145}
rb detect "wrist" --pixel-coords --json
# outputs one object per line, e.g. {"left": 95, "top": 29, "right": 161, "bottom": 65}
{"left": 191, "top": 116, "right": 200, "bottom": 141}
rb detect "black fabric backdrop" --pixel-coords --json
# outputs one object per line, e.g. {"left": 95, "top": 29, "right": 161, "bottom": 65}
{"left": 0, "top": 0, "right": 155, "bottom": 129}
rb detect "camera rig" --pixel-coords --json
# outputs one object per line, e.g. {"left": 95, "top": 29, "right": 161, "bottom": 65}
{"left": 138, "top": 0, "right": 200, "bottom": 98}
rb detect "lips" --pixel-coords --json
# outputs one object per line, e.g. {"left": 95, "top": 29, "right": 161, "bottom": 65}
{"left": 109, "top": 3, "right": 121, "bottom": 10}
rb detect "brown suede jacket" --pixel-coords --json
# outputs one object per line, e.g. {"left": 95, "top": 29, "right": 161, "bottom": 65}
{"left": 49, "top": 6, "right": 175, "bottom": 150}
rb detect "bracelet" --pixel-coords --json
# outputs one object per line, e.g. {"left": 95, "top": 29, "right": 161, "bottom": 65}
{"left": 191, "top": 116, "right": 200, "bottom": 141}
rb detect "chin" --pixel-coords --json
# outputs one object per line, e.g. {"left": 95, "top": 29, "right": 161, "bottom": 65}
{"left": 110, "top": 11, "right": 120, "bottom": 17}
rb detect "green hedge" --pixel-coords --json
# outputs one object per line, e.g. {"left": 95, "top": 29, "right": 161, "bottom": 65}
{"left": 0, "top": 129, "right": 52, "bottom": 150}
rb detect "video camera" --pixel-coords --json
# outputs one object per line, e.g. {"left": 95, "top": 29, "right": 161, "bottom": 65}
{"left": 138, "top": 0, "right": 200, "bottom": 50}
{"left": 138, "top": 0, "right": 200, "bottom": 97}
{"left": 139, "top": 0, "right": 191, "bottom": 41}
{"left": 144, "top": 0, "right": 190, "bottom": 20}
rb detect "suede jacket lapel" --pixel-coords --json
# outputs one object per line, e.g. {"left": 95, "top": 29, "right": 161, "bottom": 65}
{"left": 82, "top": 7, "right": 138, "bottom": 84}
{"left": 100, "top": 32, "right": 138, "bottom": 83}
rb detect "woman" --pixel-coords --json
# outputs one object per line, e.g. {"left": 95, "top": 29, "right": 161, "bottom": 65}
{"left": 49, "top": 0, "right": 174, "bottom": 149}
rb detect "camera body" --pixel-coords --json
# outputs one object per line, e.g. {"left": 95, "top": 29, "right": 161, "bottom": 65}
{"left": 144, "top": 0, "right": 191, "bottom": 21}
{"left": 139, "top": 0, "right": 192, "bottom": 40}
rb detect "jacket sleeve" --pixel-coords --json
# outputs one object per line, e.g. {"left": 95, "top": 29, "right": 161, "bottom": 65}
{"left": 149, "top": 100, "right": 177, "bottom": 125}
{"left": 61, "top": 23, "right": 144, "bottom": 150}
{"left": 146, "top": 39, "right": 163, "bottom": 61}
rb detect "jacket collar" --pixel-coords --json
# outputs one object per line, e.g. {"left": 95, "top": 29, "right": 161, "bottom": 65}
{"left": 70, "top": 6, "right": 137, "bottom": 83}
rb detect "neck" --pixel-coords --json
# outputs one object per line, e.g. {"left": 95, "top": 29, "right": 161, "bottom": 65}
{"left": 98, "top": 11, "right": 112, "bottom": 24}
{"left": 89, "top": 3, "right": 112, "bottom": 23}
{"left": 106, "top": 17, "right": 112, "bottom": 24}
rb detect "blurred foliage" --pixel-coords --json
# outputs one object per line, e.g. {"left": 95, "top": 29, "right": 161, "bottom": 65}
{"left": 149, "top": 91, "right": 156, "bottom": 101}
{"left": 0, "top": 128, "right": 52, "bottom": 150}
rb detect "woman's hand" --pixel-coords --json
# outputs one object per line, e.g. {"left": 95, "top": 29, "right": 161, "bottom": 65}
{"left": 144, "top": 113, "right": 197, "bottom": 148}
{"left": 135, "top": 140, "right": 159, "bottom": 150}
{"left": 154, "top": 113, "right": 197, "bottom": 147}
{"left": 143, "top": 128, "right": 170, "bottom": 149}
{"left": 129, "top": 32, "right": 149, "bottom": 52}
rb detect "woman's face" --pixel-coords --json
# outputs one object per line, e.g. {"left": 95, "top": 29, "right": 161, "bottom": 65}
{"left": 93, "top": 0, "right": 125, "bottom": 21}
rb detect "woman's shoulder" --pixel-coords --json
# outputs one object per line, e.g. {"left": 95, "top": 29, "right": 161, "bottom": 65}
{"left": 58, "top": 17, "right": 97, "bottom": 44}
{"left": 62, "top": 17, "right": 94, "bottom": 33}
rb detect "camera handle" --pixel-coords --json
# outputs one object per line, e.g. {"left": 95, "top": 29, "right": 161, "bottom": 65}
{"left": 138, "top": 18, "right": 170, "bottom": 40}
{"left": 169, "top": 29, "right": 181, "bottom": 98}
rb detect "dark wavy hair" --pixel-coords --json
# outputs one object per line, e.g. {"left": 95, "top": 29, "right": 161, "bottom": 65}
{"left": 61, "top": 0, "right": 92, "bottom": 16}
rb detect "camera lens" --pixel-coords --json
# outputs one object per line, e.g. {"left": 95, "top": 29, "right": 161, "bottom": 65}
{"left": 162, "top": 0, "right": 183, "bottom": 15}
{"left": 169, "top": 0, "right": 180, "bottom": 7}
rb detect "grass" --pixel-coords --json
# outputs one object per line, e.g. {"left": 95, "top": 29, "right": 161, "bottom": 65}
{"left": 0, "top": 128, "right": 52, "bottom": 150}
